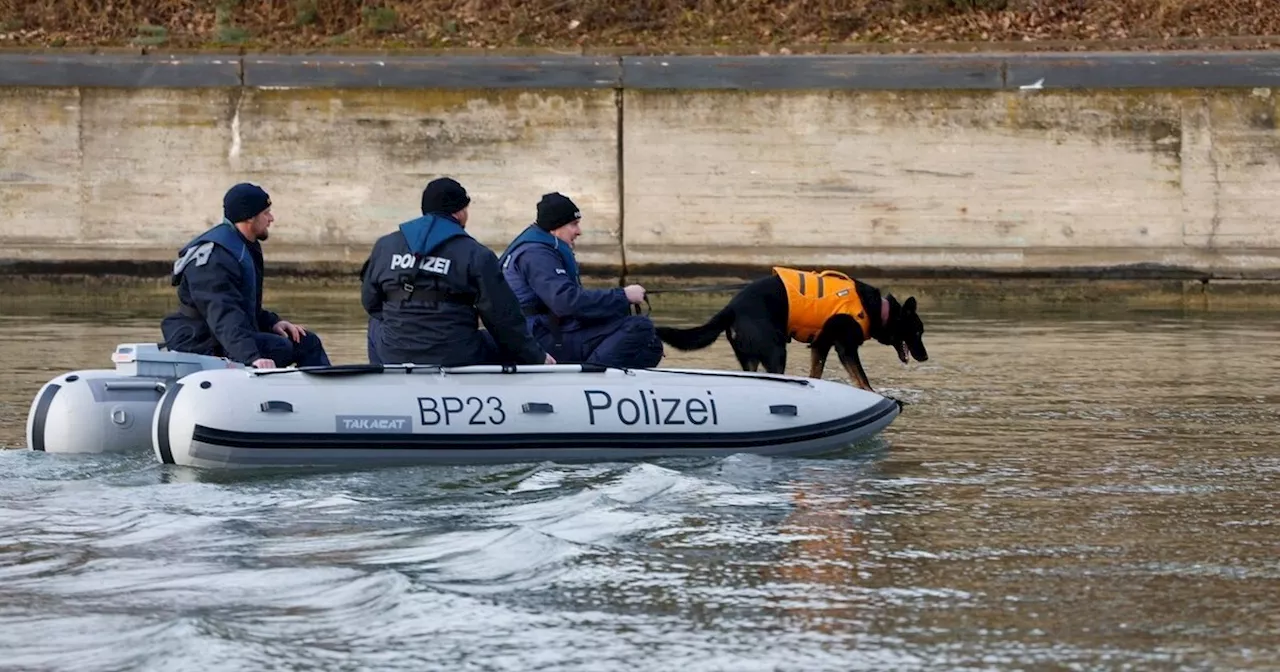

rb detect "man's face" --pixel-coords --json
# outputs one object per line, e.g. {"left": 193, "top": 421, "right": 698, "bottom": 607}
{"left": 249, "top": 208, "right": 273, "bottom": 241}
{"left": 552, "top": 220, "right": 582, "bottom": 248}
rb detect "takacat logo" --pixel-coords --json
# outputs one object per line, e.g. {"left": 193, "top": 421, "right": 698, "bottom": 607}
{"left": 334, "top": 415, "right": 413, "bottom": 433}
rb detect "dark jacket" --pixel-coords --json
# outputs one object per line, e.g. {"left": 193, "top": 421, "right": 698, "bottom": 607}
{"left": 361, "top": 214, "right": 546, "bottom": 366}
{"left": 160, "top": 220, "right": 280, "bottom": 364}
{"left": 499, "top": 225, "right": 630, "bottom": 334}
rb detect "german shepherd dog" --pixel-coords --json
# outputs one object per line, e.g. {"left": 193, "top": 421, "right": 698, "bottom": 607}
{"left": 654, "top": 272, "right": 928, "bottom": 394}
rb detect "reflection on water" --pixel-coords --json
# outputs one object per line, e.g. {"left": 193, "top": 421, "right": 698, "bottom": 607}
{"left": 0, "top": 287, "right": 1277, "bottom": 670}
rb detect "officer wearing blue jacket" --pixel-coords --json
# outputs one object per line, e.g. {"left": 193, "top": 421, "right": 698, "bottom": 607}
{"left": 362, "top": 177, "right": 553, "bottom": 367}
{"left": 499, "top": 192, "right": 664, "bottom": 369}
{"left": 161, "top": 183, "right": 331, "bottom": 369}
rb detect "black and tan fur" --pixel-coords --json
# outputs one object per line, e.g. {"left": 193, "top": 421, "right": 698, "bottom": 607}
{"left": 654, "top": 274, "right": 928, "bottom": 393}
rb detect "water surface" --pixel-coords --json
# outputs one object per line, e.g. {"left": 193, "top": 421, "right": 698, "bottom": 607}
{"left": 1, "top": 289, "right": 1276, "bottom": 670}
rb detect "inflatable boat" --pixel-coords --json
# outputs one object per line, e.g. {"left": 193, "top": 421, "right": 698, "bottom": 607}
{"left": 153, "top": 362, "right": 901, "bottom": 469}
{"left": 27, "top": 343, "right": 901, "bottom": 468}
{"left": 26, "top": 344, "right": 240, "bottom": 455}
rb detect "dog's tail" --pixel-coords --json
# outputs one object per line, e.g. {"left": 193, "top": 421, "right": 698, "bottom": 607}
{"left": 655, "top": 307, "right": 734, "bottom": 352}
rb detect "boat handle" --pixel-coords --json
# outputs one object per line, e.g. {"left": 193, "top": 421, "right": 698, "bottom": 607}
{"left": 260, "top": 400, "right": 294, "bottom": 413}
{"left": 522, "top": 402, "right": 555, "bottom": 414}
{"left": 769, "top": 404, "right": 797, "bottom": 416}
{"left": 104, "top": 381, "right": 167, "bottom": 393}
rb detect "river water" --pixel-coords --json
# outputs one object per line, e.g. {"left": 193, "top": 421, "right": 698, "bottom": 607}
{"left": 0, "top": 287, "right": 1276, "bottom": 670}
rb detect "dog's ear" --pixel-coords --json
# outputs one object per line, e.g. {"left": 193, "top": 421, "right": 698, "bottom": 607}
{"left": 904, "top": 296, "right": 917, "bottom": 313}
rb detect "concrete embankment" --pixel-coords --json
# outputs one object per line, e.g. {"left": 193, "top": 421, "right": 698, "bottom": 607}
{"left": 3, "top": 49, "right": 1280, "bottom": 303}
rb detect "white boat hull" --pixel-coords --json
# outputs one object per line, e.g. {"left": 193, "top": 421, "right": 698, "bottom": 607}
{"left": 152, "top": 363, "right": 901, "bottom": 469}
{"left": 26, "top": 344, "right": 239, "bottom": 454}
{"left": 26, "top": 368, "right": 168, "bottom": 455}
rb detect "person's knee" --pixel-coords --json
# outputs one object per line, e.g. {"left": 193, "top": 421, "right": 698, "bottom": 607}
{"left": 475, "top": 331, "right": 498, "bottom": 364}
{"left": 622, "top": 315, "right": 655, "bottom": 332}
{"left": 477, "top": 329, "right": 499, "bottom": 353}
{"left": 296, "top": 329, "right": 330, "bottom": 366}
{"left": 621, "top": 315, "right": 660, "bottom": 341}
{"left": 587, "top": 317, "right": 663, "bottom": 368}
{"left": 621, "top": 316, "right": 661, "bottom": 346}
{"left": 255, "top": 333, "right": 294, "bottom": 367}
{"left": 299, "top": 330, "right": 324, "bottom": 350}
{"left": 258, "top": 329, "right": 329, "bottom": 367}
{"left": 295, "top": 327, "right": 322, "bottom": 350}
{"left": 626, "top": 316, "right": 664, "bottom": 366}
{"left": 636, "top": 336, "right": 665, "bottom": 367}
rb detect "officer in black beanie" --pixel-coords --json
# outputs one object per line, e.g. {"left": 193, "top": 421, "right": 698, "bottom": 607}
{"left": 360, "top": 177, "right": 553, "bottom": 367}
{"left": 161, "top": 182, "right": 331, "bottom": 369}
{"left": 420, "top": 176, "right": 472, "bottom": 222}
{"left": 534, "top": 192, "right": 580, "bottom": 232}
{"left": 497, "top": 192, "right": 662, "bottom": 369}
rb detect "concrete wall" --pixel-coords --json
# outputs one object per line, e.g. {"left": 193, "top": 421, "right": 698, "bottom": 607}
{"left": 3, "top": 51, "right": 1280, "bottom": 282}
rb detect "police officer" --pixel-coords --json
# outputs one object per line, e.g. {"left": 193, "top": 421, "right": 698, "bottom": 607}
{"left": 361, "top": 177, "right": 554, "bottom": 367}
{"left": 499, "top": 192, "right": 664, "bottom": 369}
{"left": 161, "top": 183, "right": 331, "bottom": 369}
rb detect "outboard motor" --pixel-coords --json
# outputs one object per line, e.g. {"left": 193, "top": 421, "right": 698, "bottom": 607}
{"left": 26, "top": 343, "right": 239, "bottom": 455}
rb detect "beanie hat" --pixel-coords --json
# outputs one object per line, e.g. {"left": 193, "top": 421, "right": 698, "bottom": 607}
{"left": 421, "top": 177, "right": 471, "bottom": 215}
{"left": 535, "top": 192, "right": 581, "bottom": 231}
{"left": 223, "top": 183, "right": 271, "bottom": 223}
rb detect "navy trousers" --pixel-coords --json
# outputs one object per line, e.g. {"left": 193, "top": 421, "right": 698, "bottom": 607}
{"left": 254, "top": 330, "right": 331, "bottom": 368}
{"left": 366, "top": 316, "right": 505, "bottom": 366}
{"left": 546, "top": 315, "right": 664, "bottom": 369}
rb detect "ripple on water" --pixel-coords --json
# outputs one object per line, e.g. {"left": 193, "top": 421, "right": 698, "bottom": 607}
{"left": 1, "top": 309, "right": 1279, "bottom": 670}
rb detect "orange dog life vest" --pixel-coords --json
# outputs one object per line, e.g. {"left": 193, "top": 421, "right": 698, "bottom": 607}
{"left": 772, "top": 266, "right": 871, "bottom": 344}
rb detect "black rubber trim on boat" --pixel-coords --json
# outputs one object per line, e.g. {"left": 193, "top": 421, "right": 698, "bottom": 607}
{"left": 189, "top": 398, "right": 899, "bottom": 452}
{"left": 29, "top": 383, "right": 61, "bottom": 452}
{"left": 257, "top": 364, "right": 387, "bottom": 377}
{"left": 154, "top": 381, "right": 184, "bottom": 464}
{"left": 644, "top": 369, "right": 813, "bottom": 386}
{"left": 297, "top": 364, "right": 387, "bottom": 376}
{"left": 255, "top": 363, "right": 615, "bottom": 377}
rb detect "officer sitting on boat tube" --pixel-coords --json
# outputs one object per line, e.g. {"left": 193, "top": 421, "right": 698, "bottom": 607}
{"left": 361, "top": 177, "right": 554, "bottom": 368}
{"left": 160, "top": 183, "right": 332, "bottom": 370}
{"left": 498, "top": 192, "right": 664, "bottom": 370}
